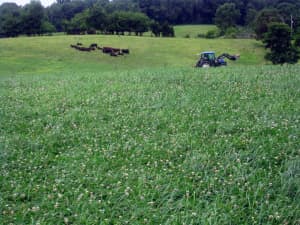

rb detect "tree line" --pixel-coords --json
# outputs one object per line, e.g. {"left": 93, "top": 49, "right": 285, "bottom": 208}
{"left": 1, "top": 0, "right": 300, "bottom": 38}
{"left": 0, "top": 0, "right": 175, "bottom": 37}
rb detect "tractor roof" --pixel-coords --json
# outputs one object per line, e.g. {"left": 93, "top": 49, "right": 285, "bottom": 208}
{"left": 201, "top": 51, "right": 215, "bottom": 54}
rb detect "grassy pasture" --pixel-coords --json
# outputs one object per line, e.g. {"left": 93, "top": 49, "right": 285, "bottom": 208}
{"left": 174, "top": 25, "right": 217, "bottom": 38}
{"left": 0, "top": 34, "right": 265, "bottom": 76}
{"left": 0, "top": 35, "right": 299, "bottom": 224}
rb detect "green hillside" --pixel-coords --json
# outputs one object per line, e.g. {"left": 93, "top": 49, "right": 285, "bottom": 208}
{"left": 0, "top": 35, "right": 265, "bottom": 76}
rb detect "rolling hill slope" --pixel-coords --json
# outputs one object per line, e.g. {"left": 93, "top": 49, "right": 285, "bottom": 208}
{"left": 0, "top": 34, "right": 265, "bottom": 76}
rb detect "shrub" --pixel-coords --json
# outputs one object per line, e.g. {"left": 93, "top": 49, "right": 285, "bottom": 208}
{"left": 161, "top": 22, "right": 174, "bottom": 37}
{"left": 205, "top": 29, "right": 221, "bottom": 39}
{"left": 197, "top": 33, "right": 206, "bottom": 38}
{"left": 224, "top": 27, "right": 238, "bottom": 38}
{"left": 87, "top": 28, "right": 96, "bottom": 34}
{"left": 294, "top": 35, "right": 300, "bottom": 48}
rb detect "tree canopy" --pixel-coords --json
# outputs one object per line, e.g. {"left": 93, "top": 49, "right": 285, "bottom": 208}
{"left": 1, "top": 0, "right": 300, "bottom": 38}
{"left": 263, "top": 23, "right": 299, "bottom": 64}
{"left": 254, "top": 8, "right": 282, "bottom": 40}
{"left": 215, "top": 3, "right": 241, "bottom": 33}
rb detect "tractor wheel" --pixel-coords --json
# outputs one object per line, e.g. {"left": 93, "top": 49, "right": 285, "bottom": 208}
{"left": 202, "top": 63, "right": 210, "bottom": 68}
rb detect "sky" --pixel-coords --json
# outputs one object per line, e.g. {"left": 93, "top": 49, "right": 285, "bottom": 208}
{"left": 0, "top": 0, "right": 55, "bottom": 7}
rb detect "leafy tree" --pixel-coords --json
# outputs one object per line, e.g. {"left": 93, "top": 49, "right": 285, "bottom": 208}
{"left": 263, "top": 23, "right": 299, "bottom": 64}
{"left": 65, "top": 10, "right": 88, "bottom": 34}
{"left": 21, "top": 1, "right": 45, "bottom": 35}
{"left": 276, "top": 2, "right": 300, "bottom": 34}
{"left": 61, "top": 0, "right": 86, "bottom": 20}
{"left": 0, "top": 3, "right": 21, "bottom": 37}
{"left": 108, "top": 0, "right": 139, "bottom": 13}
{"left": 117, "top": 11, "right": 131, "bottom": 35}
{"left": 138, "top": 0, "right": 216, "bottom": 24}
{"left": 276, "top": 2, "right": 299, "bottom": 24}
{"left": 41, "top": 21, "right": 56, "bottom": 34}
{"left": 46, "top": 3, "right": 65, "bottom": 32}
{"left": 0, "top": 1, "right": 56, "bottom": 37}
{"left": 254, "top": 8, "right": 282, "bottom": 39}
{"left": 214, "top": 3, "right": 241, "bottom": 33}
{"left": 106, "top": 11, "right": 150, "bottom": 35}
{"left": 47, "top": 0, "right": 90, "bottom": 32}
{"left": 86, "top": 4, "right": 107, "bottom": 31}
{"left": 245, "top": 6, "right": 257, "bottom": 26}
{"left": 0, "top": 14, "right": 21, "bottom": 37}
{"left": 294, "top": 35, "right": 300, "bottom": 48}
{"left": 131, "top": 12, "right": 150, "bottom": 36}
{"left": 107, "top": 11, "right": 126, "bottom": 35}
{"left": 150, "top": 20, "right": 160, "bottom": 37}
{"left": 161, "top": 22, "right": 174, "bottom": 37}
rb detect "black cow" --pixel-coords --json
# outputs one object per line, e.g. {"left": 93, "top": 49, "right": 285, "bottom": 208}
{"left": 90, "top": 43, "right": 98, "bottom": 48}
{"left": 77, "top": 46, "right": 92, "bottom": 51}
{"left": 121, "top": 49, "right": 130, "bottom": 54}
{"left": 110, "top": 51, "right": 119, "bottom": 56}
{"left": 102, "top": 47, "right": 120, "bottom": 54}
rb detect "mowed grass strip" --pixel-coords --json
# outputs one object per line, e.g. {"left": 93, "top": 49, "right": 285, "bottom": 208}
{"left": 1, "top": 65, "right": 299, "bottom": 224}
{"left": 0, "top": 34, "right": 265, "bottom": 76}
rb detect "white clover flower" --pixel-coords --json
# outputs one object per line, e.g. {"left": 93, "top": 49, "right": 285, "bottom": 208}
{"left": 64, "top": 217, "right": 69, "bottom": 224}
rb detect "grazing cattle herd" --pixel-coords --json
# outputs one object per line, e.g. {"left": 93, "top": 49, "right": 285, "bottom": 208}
{"left": 70, "top": 43, "right": 130, "bottom": 56}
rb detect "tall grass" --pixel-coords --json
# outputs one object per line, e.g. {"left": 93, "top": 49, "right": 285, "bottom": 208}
{"left": 1, "top": 65, "right": 299, "bottom": 224}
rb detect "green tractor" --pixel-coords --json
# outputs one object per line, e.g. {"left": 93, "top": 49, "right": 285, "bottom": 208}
{"left": 195, "top": 51, "right": 239, "bottom": 68}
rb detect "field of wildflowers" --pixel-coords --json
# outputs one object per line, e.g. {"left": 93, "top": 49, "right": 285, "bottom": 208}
{"left": 1, "top": 65, "right": 299, "bottom": 224}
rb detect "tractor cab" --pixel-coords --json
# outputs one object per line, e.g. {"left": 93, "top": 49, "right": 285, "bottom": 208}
{"left": 201, "top": 51, "right": 216, "bottom": 61}
{"left": 196, "top": 51, "right": 217, "bottom": 68}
